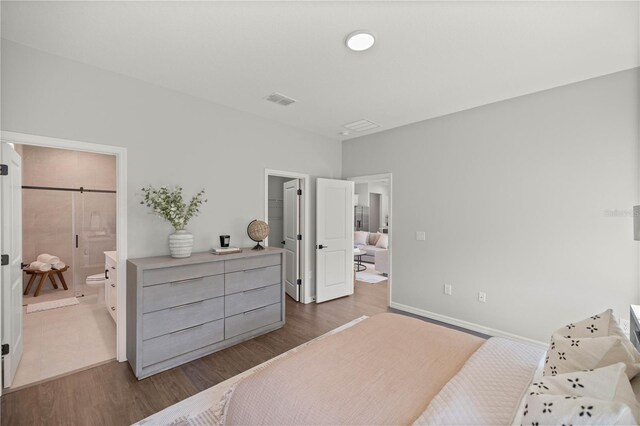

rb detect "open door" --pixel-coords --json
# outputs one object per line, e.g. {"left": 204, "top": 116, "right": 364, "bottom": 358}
{"left": 283, "top": 179, "right": 301, "bottom": 301}
{"left": 1, "top": 142, "right": 24, "bottom": 388}
{"left": 316, "top": 178, "right": 354, "bottom": 303}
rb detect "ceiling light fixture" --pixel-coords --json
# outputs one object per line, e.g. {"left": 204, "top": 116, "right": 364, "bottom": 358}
{"left": 345, "top": 30, "right": 375, "bottom": 52}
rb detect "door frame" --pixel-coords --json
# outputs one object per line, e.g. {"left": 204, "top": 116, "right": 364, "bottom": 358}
{"left": 264, "top": 169, "right": 310, "bottom": 303}
{"left": 347, "top": 173, "right": 393, "bottom": 305}
{"left": 0, "top": 131, "right": 128, "bottom": 362}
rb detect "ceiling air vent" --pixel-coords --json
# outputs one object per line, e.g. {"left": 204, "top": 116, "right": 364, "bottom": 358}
{"left": 265, "top": 92, "right": 297, "bottom": 106}
{"left": 342, "top": 119, "right": 380, "bottom": 132}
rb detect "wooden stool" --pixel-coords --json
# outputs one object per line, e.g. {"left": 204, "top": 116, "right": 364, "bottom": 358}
{"left": 23, "top": 266, "right": 69, "bottom": 297}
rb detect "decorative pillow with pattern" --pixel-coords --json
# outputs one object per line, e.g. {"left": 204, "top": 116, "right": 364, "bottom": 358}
{"left": 522, "top": 363, "right": 640, "bottom": 425}
{"left": 522, "top": 395, "right": 637, "bottom": 425}
{"left": 555, "top": 309, "right": 624, "bottom": 340}
{"left": 544, "top": 335, "right": 640, "bottom": 378}
{"left": 534, "top": 364, "right": 637, "bottom": 407}
{"left": 547, "top": 309, "right": 640, "bottom": 379}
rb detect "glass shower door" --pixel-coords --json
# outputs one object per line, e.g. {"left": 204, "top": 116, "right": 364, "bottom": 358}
{"left": 22, "top": 188, "right": 75, "bottom": 301}
{"left": 72, "top": 192, "right": 117, "bottom": 298}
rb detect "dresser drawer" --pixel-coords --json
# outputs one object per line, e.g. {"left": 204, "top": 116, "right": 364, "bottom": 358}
{"left": 225, "top": 302, "right": 282, "bottom": 339}
{"left": 225, "top": 254, "right": 280, "bottom": 274}
{"left": 225, "top": 265, "right": 280, "bottom": 295}
{"left": 143, "top": 297, "right": 224, "bottom": 340}
{"left": 225, "top": 283, "right": 281, "bottom": 317}
{"left": 142, "top": 319, "right": 224, "bottom": 367}
{"left": 143, "top": 262, "right": 224, "bottom": 287}
{"left": 143, "top": 274, "right": 224, "bottom": 313}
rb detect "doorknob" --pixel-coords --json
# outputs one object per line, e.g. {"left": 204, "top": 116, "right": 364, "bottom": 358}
{"left": 281, "top": 241, "right": 285, "bottom": 245}
{"left": 317, "top": 244, "right": 328, "bottom": 249}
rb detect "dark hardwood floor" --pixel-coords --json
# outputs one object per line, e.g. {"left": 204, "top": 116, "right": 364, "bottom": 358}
{"left": 1, "top": 279, "right": 390, "bottom": 426}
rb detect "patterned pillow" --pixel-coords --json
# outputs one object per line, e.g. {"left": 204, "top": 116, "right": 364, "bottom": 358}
{"left": 555, "top": 309, "right": 621, "bottom": 339}
{"left": 544, "top": 335, "right": 640, "bottom": 378}
{"left": 522, "top": 364, "right": 639, "bottom": 425}
{"left": 523, "top": 395, "right": 636, "bottom": 425}
{"left": 549, "top": 309, "right": 640, "bottom": 379}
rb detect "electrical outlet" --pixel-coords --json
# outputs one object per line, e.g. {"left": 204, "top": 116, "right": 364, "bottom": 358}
{"left": 443, "top": 284, "right": 452, "bottom": 296}
{"left": 416, "top": 231, "right": 426, "bottom": 241}
{"left": 478, "top": 292, "right": 487, "bottom": 303}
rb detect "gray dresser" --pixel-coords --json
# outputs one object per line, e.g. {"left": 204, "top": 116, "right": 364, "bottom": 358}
{"left": 126, "top": 248, "right": 285, "bottom": 379}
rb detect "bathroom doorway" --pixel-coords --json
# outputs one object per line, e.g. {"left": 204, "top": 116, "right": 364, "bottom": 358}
{"left": 0, "top": 131, "right": 127, "bottom": 391}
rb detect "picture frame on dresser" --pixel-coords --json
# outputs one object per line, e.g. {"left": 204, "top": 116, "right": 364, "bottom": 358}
{"left": 126, "top": 247, "right": 285, "bottom": 379}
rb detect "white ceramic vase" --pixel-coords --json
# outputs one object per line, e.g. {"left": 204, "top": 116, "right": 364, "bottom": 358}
{"left": 169, "top": 229, "right": 194, "bottom": 258}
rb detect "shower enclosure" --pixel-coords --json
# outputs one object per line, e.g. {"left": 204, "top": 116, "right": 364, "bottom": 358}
{"left": 22, "top": 187, "right": 116, "bottom": 300}
{"left": 72, "top": 191, "right": 116, "bottom": 297}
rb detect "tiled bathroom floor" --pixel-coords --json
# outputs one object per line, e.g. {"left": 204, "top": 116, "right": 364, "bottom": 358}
{"left": 22, "top": 280, "right": 97, "bottom": 305}
{"left": 11, "top": 294, "right": 116, "bottom": 389}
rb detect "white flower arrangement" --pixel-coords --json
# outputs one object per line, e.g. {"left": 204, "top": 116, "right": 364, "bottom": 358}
{"left": 140, "top": 186, "right": 207, "bottom": 231}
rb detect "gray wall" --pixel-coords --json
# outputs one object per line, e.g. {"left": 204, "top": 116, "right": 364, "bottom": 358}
{"left": 1, "top": 40, "right": 342, "bottom": 301}
{"left": 343, "top": 68, "right": 640, "bottom": 343}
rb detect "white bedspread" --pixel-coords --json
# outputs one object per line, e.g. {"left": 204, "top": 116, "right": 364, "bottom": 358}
{"left": 413, "top": 337, "right": 545, "bottom": 426}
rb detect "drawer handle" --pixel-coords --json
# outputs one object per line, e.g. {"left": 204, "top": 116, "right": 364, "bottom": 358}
{"left": 111, "top": 307, "right": 116, "bottom": 311}
{"left": 111, "top": 284, "right": 116, "bottom": 288}
{"left": 244, "top": 306, "right": 267, "bottom": 315}
{"left": 170, "top": 300, "right": 204, "bottom": 310}
{"left": 244, "top": 267, "right": 268, "bottom": 274}
{"left": 243, "top": 287, "right": 266, "bottom": 295}
{"left": 169, "top": 323, "right": 205, "bottom": 335}
{"left": 171, "top": 277, "right": 201, "bottom": 285}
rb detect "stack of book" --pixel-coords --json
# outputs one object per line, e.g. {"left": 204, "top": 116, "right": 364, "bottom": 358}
{"left": 211, "top": 247, "right": 242, "bottom": 255}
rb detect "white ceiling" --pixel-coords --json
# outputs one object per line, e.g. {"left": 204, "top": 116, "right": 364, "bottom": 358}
{"left": 2, "top": 1, "right": 639, "bottom": 141}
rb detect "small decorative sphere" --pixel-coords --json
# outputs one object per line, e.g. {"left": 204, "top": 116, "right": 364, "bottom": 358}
{"left": 247, "top": 220, "right": 269, "bottom": 242}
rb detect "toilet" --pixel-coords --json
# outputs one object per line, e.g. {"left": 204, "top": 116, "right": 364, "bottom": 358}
{"left": 86, "top": 273, "right": 105, "bottom": 303}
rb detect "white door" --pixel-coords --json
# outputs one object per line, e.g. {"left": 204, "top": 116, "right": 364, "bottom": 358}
{"left": 283, "top": 179, "right": 301, "bottom": 301}
{"left": 316, "top": 178, "right": 354, "bottom": 303}
{"left": 1, "top": 142, "right": 23, "bottom": 388}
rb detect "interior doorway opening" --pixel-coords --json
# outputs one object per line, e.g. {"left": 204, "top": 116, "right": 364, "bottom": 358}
{"left": 264, "top": 169, "right": 309, "bottom": 303}
{"left": 348, "top": 173, "right": 392, "bottom": 307}
{"left": 0, "top": 131, "right": 127, "bottom": 394}
{"left": 10, "top": 144, "right": 117, "bottom": 390}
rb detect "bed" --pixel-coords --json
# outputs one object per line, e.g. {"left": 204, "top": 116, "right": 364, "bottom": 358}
{"left": 136, "top": 313, "right": 546, "bottom": 425}
{"left": 135, "top": 311, "right": 640, "bottom": 425}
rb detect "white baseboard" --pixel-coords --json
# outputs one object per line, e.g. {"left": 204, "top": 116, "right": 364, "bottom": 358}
{"left": 390, "top": 301, "right": 548, "bottom": 349}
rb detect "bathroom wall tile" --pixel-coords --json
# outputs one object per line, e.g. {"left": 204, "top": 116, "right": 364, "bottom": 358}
{"left": 78, "top": 152, "right": 116, "bottom": 191}
{"left": 22, "top": 145, "right": 77, "bottom": 188}
{"left": 21, "top": 145, "right": 116, "bottom": 191}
